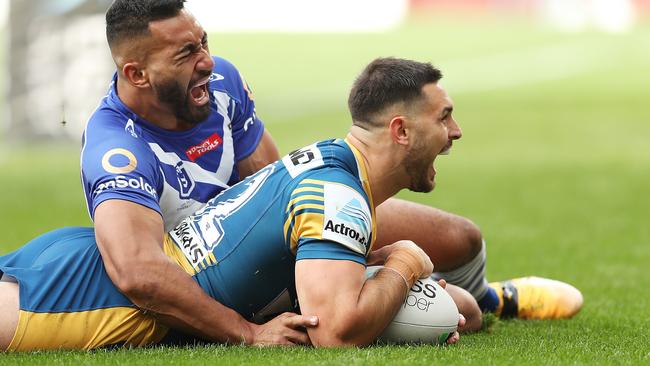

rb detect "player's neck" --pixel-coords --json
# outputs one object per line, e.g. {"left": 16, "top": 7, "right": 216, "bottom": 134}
{"left": 346, "top": 129, "right": 409, "bottom": 207}
{"left": 116, "top": 78, "right": 194, "bottom": 131}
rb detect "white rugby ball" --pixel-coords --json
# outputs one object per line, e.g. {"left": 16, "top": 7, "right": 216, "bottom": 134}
{"left": 366, "top": 266, "right": 459, "bottom": 344}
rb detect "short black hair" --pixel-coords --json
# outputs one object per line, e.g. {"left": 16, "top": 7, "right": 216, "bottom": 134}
{"left": 106, "top": 0, "right": 186, "bottom": 50}
{"left": 348, "top": 57, "right": 442, "bottom": 129}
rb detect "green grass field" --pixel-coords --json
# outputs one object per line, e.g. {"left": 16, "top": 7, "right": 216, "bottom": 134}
{"left": 1, "top": 14, "right": 650, "bottom": 365}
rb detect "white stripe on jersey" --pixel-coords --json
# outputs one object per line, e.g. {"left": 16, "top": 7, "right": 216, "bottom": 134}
{"left": 148, "top": 90, "right": 239, "bottom": 230}
{"left": 158, "top": 174, "right": 206, "bottom": 231}
{"left": 212, "top": 90, "right": 235, "bottom": 183}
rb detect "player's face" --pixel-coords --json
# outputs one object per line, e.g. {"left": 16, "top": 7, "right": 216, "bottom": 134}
{"left": 146, "top": 10, "right": 214, "bottom": 125}
{"left": 404, "top": 82, "right": 462, "bottom": 192}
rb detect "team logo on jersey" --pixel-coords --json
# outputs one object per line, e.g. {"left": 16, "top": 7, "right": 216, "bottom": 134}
{"left": 101, "top": 148, "right": 137, "bottom": 174}
{"left": 175, "top": 161, "right": 196, "bottom": 198}
{"left": 322, "top": 183, "right": 371, "bottom": 255}
{"left": 125, "top": 119, "right": 138, "bottom": 138}
{"left": 209, "top": 73, "right": 225, "bottom": 82}
{"left": 282, "top": 143, "right": 324, "bottom": 178}
{"left": 185, "top": 133, "right": 222, "bottom": 162}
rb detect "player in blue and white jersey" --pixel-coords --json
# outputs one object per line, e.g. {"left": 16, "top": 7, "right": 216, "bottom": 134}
{"left": 0, "top": 58, "right": 476, "bottom": 350}
{"left": 79, "top": 0, "right": 315, "bottom": 346}
{"left": 82, "top": 55, "right": 264, "bottom": 232}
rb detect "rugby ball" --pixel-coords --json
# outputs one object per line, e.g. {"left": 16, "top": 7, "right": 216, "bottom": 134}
{"left": 366, "top": 266, "right": 459, "bottom": 344}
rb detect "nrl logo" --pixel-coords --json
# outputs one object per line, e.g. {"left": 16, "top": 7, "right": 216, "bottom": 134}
{"left": 175, "top": 161, "right": 196, "bottom": 199}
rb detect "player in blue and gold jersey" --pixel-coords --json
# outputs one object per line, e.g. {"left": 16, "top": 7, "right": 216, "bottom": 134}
{"left": 163, "top": 138, "right": 379, "bottom": 323}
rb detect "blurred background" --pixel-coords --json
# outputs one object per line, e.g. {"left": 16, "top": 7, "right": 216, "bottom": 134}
{"left": 0, "top": 1, "right": 649, "bottom": 358}
{"left": 0, "top": 0, "right": 647, "bottom": 141}
{"left": 1, "top": 0, "right": 649, "bottom": 305}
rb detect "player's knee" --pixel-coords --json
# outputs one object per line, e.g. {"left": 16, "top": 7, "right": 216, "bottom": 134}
{"left": 450, "top": 216, "right": 483, "bottom": 261}
{"left": 445, "top": 284, "right": 482, "bottom": 333}
{"left": 0, "top": 281, "right": 20, "bottom": 351}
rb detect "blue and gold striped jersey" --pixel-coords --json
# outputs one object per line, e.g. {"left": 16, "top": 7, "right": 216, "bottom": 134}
{"left": 164, "top": 138, "right": 376, "bottom": 322}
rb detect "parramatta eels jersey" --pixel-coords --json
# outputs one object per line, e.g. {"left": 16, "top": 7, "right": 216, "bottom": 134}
{"left": 81, "top": 56, "right": 265, "bottom": 231}
{"left": 162, "top": 138, "right": 376, "bottom": 322}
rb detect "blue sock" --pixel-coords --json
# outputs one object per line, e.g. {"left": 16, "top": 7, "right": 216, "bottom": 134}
{"left": 477, "top": 286, "right": 499, "bottom": 313}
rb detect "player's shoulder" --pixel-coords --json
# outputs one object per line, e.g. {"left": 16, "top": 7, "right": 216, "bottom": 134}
{"left": 281, "top": 139, "right": 361, "bottom": 183}
{"left": 208, "top": 56, "right": 253, "bottom": 104}
{"left": 287, "top": 144, "right": 369, "bottom": 212}
{"left": 291, "top": 168, "right": 372, "bottom": 256}
{"left": 211, "top": 55, "right": 240, "bottom": 76}
{"left": 84, "top": 112, "right": 150, "bottom": 152}
{"left": 81, "top": 106, "right": 157, "bottom": 171}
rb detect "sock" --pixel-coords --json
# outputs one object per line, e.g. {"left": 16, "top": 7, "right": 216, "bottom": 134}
{"left": 432, "top": 240, "right": 498, "bottom": 312}
{"left": 477, "top": 286, "right": 500, "bottom": 313}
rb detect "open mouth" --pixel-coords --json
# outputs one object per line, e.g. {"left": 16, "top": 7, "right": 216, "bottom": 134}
{"left": 189, "top": 75, "right": 211, "bottom": 106}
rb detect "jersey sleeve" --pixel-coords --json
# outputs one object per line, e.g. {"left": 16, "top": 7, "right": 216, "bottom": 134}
{"left": 213, "top": 57, "right": 265, "bottom": 162}
{"left": 284, "top": 173, "right": 373, "bottom": 265}
{"left": 81, "top": 122, "right": 164, "bottom": 219}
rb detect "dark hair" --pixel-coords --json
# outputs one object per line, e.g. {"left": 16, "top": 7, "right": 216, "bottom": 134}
{"left": 106, "top": 0, "right": 186, "bottom": 50}
{"left": 348, "top": 57, "right": 442, "bottom": 128}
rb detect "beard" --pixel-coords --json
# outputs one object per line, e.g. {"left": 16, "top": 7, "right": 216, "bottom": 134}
{"left": 153, "top": 77, "right": 211, "bottom": 125}
{"left": 404, "top": 142, "right": 435, "bottom": 193}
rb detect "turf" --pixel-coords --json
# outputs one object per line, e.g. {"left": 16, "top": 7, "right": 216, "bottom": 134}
{"left": 1, "top": 14, "right": 649, "bottom": 365}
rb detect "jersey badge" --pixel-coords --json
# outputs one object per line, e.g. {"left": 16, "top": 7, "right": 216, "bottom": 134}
{"left": 125, "top": 119, "right": 138, "bottom": 138}
{"left": 209, "top": 73, "right": 225, "bottom": 82}
{"left": 175, "top": 161, "right": 196, "bottom": 198}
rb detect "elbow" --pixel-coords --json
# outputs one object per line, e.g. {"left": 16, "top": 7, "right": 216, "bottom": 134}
{"left": 310, "top": 315, "right": 376, "bottom": 348}
{"left": 106, "top": 259, "right": 161, "bottom": 305}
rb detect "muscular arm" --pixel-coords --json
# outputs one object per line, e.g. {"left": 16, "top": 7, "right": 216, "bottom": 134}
{"left": 295, "top": 241, "right": 433, "bottom": 347}
{"left": 94, "top": 200, "right": 313, "bottom": 345}
{"left": 237, "top": 129, "right": 280, "bottom": 179}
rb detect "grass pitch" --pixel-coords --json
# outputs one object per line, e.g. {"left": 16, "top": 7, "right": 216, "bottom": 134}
{"left": 1, "top": 15, "right": 649, "bottom": 365}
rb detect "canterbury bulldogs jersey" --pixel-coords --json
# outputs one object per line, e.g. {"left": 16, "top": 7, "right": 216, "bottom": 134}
{"left": 81, "top": 56, "right": 265, "bottom": 231}
{"left": 162, "top": 139, "right": 377, "bottom": 322}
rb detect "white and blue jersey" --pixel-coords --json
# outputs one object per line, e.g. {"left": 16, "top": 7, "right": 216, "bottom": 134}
{"left": 81, "top": 56, "right": 265, "bottom": 230}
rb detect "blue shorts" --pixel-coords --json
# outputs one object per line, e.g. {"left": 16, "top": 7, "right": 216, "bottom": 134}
{"left": 0, "top": 227, "right": 167, "bottom": 351}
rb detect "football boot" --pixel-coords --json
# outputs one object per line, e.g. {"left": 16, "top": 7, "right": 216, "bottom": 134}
{"left": 489, "top": 276, "right": 583, "bottom": 319}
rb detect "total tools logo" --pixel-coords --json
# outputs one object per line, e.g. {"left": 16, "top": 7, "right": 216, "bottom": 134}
{"left": 186, "top": 133, "right": 222, "bottom": 162}
{"left": 322, "top": 183, "right": 371, "bottom": 255}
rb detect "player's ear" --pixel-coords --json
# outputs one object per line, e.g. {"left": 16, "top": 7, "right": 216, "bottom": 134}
{"left": 122, "top": 62, "right": 150, "bottom": 88}
{"left": 388, "top": 116, "right": 409, "bottom": 147}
